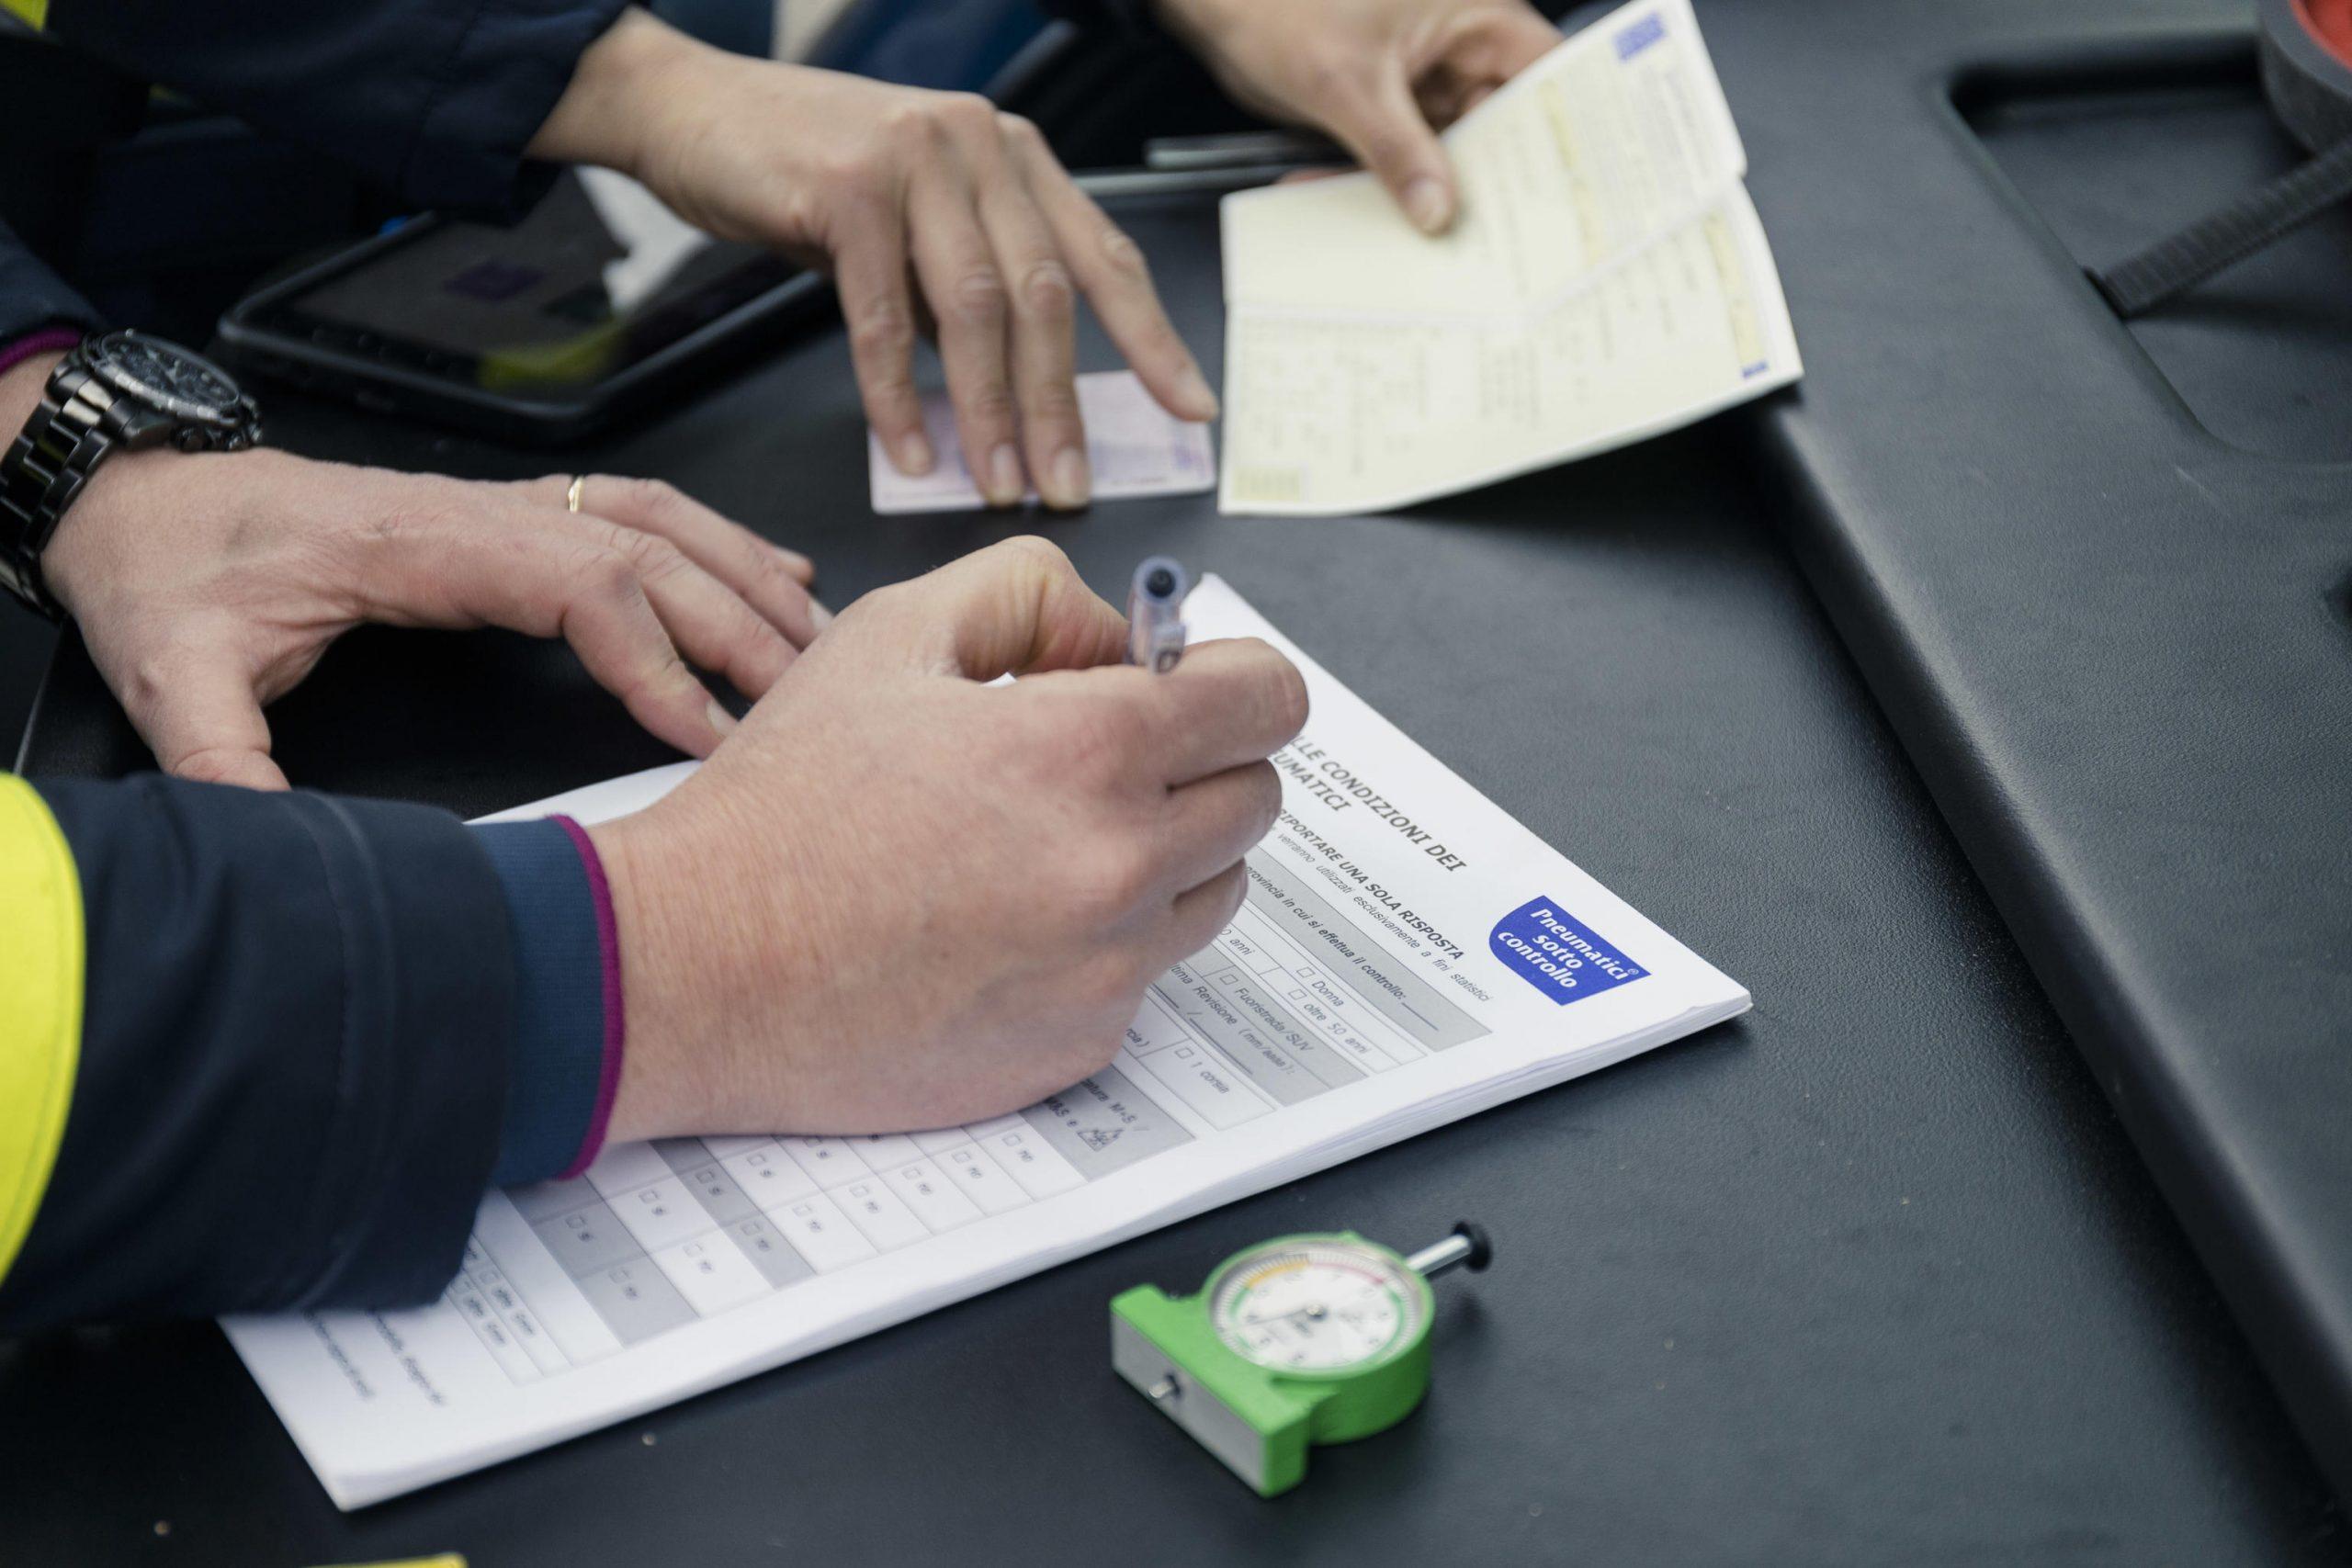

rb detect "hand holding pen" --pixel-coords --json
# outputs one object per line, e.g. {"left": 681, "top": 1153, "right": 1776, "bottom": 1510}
{"left": 585, "top": 538, "right": 1306, "bottom": 1141}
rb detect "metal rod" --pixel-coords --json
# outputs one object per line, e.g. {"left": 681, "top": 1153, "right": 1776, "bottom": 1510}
{"left": 1406, "top": 1235, "right": 1474, "bottom": 1278}
{"left": 1406, "top": 1222, "right": 1492, "bottom": 1279}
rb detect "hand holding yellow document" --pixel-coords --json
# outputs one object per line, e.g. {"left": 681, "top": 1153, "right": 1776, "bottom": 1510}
{"left": 1217, "top": 0, "right": 1800, "bottom": 515}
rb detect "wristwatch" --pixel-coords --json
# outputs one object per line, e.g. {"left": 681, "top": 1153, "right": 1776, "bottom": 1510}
{"left": 0, "top": 330, "right": 263, "bottom": 618}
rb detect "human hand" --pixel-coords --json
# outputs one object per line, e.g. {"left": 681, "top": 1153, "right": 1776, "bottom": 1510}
{"left": 588, "top": 536, "right": 1307, "bottom": 1141}
{"left": 31, "top": 412, "right": 821, "bottom": 790}
{"left": 534, "top": 12, "right": 1218, "bottom": 510}
{"left": 1157, "top": 0, "right": 1560, "bottom": 232}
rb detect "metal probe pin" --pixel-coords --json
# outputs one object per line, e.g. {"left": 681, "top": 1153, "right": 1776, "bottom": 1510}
{"left": 1405, "top": 1222, "right": 1494, "bottom": 1280}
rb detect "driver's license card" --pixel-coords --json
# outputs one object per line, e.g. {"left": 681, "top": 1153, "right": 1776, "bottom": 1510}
{"left": 868, "top": 370, "right": 1216, "bottom": 513}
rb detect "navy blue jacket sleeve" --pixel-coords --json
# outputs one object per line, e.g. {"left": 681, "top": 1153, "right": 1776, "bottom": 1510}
{"left": 475, "top": 818, "right": 613, "bottom": 1186}
{"left": 47, "top": 0, "right": 631, "bottom": 218}
{"left": 0, "top": 776, "right": 519, "bottom": 1329}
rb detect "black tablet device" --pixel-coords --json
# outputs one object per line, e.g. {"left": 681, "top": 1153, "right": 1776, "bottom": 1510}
{"left": 218, "top": 169, "right": 830, "bottom": 445}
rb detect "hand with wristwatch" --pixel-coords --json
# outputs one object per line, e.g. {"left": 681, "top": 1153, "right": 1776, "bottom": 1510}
{"left": 0, "top": 329, "right": 826, "bottom": 790}
{"left": 0, "top": 331, "right": 263, "bottom": 618}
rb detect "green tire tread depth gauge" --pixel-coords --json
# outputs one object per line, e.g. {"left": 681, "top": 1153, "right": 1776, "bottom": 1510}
{"left": 1110, "top": 1224, "right": 1492, "bottom": 1495}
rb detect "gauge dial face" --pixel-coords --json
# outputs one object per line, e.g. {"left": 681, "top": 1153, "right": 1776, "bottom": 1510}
{"left": 1208, "top": 1239, "right": 1426, "bottom": 1372}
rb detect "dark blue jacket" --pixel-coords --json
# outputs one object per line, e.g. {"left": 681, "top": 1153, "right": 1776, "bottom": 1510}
{"left": 0, "top": 0, "right": 667, "bottom": 1330}
{"left": 0, "top": 772, "right": 615, "bottom": 1330}
{"left": 0, "top": 0, "right": 632, "bottom": 342}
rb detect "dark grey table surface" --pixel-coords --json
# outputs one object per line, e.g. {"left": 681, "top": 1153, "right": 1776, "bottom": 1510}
{"left": 1716, "top": 0, "right": 2352, "bottom": 1506}
{"left": 7, "top": 6, "right": 2350, "bottom": 1565}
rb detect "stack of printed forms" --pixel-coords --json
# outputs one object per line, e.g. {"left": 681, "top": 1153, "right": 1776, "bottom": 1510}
{"left": 1217, "top": 0, "right": 1800, "bottom": 515}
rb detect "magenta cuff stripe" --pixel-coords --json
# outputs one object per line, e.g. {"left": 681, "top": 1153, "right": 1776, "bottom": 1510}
{"left": 552, "top": 815, "right": 626, "bottom": 1179}
{"left": 0, "top": 328, "right": 83, "bottom": 379}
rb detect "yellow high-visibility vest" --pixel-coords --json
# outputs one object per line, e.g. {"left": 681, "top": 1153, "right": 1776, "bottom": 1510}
{"left": 0, "top": 774, "right": 82, "bottom": 1288}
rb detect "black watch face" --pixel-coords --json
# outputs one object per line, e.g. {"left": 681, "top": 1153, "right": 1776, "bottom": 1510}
{"left": 86, "top": 333, "right": 246, "bottom": 423}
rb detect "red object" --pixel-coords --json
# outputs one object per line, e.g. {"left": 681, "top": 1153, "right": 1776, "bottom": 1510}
{"left": 2295, "top": 0, "right": 2352, "bottom": 66}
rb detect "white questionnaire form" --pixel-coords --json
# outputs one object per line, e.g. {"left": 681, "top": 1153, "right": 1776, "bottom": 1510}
{"left": 224, "top": 576, "right": 1750, "bottom": 1508}
{"left": 1217, "top": 0, "right": 1801, "bottom": 514}
{"left": 868, "top": 370, "right": 1215, "bottom": 513}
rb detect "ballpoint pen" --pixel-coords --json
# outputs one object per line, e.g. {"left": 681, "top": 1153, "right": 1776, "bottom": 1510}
{"left": 1125, "top": 557, "right": 1191, "bottom": 673}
